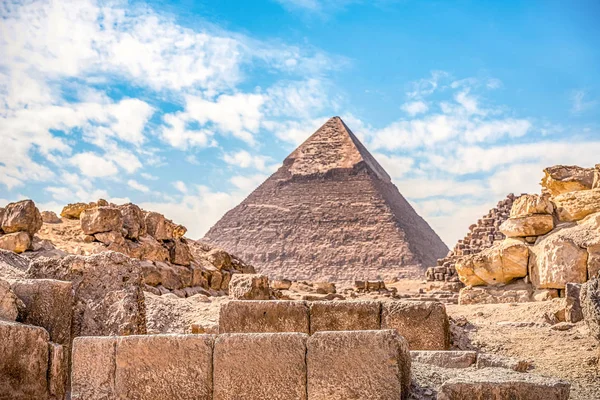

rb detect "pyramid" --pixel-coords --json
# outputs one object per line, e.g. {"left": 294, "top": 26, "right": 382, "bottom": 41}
{"left": 204, "top": 117, "right": 449, "bottom": 281}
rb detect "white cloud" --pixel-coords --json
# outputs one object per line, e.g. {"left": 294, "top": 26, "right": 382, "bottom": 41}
{"left": 401, "top": 101, "right": 428, "bottom": 116}
{"left": 372, "top": 153, "right": 414, "bottom": 179}
{"left": 173, "top": 181, "right": 188, "bottom": 194}
{"left": 230, "top": 174, "right": 268, "bottom": 192}
{"left": 160, "top": 113, "right": 214, "bottom": 150}
{"left": 70, "top": 153, "right": 118, "bottom": 177}
{"left": 222, "top": 150, "right": 274, "bottom": 172}
{"left": 406, "top": 70, "right": 449, "bottom": 99}
{"left": 571, "top": 90, "right": 597, "bottom": 115}
{"left": 128, "top": 179, "right": 150, "bottom": 193}
{"left": 141, "top": 172, "right": 158, "bottom": 180}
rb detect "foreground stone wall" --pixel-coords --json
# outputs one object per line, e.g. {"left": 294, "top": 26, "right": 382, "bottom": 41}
{"left": 71, "top": 330, "right": 412, "bottom": 400}
{"left": 219, "top": 299, "right": 450, "bottom": 350}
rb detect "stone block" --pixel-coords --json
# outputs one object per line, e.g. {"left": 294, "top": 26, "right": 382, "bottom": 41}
{"left": 219, "top": 300, "right": 309, "bottom": 334}
{"left": 307, "top": 330, "right": 411, "bottom": 400}
{"left": 410, "top": 350, "right": 476, "bottom": 368}
{"left": 0, "top": 231, "right": 31, "bottom": 253}
{"left": 115, "top": 334, "right": 214, "bottom": 400}
{"left": 228, "top": 273, "right": 270, "bottom": 300}
{"left": 213, "top": 332, "right": 308, "bottom": 400}
{"left": 0, "top": 278, "right": 20, "bottom": 321}
{"left": 476, "top": 353, "right": 531, "bottom": 372}
{"left": 438, "top": 368, "right": 570, "bottom": 400}
{"left": 48, "top": 342, "right": 67, "bottom": 399}
{"left": 565, "top": 282, "right": 583, "bottom": 323}
{"left": 530, "top": 234, "right": 588, "bottom": 289}
{"left": 0, "top": 320, "right": 49, "bottom": 399}
{"left": 71, "top": 336, "right": 117, "bottom": 400}
{"left": 499, "top": 215, "right": 554, "bottom": 237}
{"left": 309, "top": 300, "right": 380, "bottom": 334}
{"left": 553, "top": 188, "right": 600, "bottom": 222}
{"left": 381, "top": 300, "right": 450, "bottom": 350}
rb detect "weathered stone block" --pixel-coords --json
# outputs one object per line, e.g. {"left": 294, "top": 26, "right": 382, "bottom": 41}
{"left": 499, "top": 214, "right": 554, "bottom": 237}
{"left": 565, "top": 282, "right": 583, "bottom": 323}
{"left": 115, "top": 334, "right": 214, "bottom": 400}
{"left": 48, "top": 342, "right": 67, "bottom": 399}
{"left": 510, "top": 194, "right": 554, "bottom": 217}
{"left": 438, "top": 368, "right": 570, "bottom": 400}
{"left": 476, "top": 353, "right": 530, "bottom": 372}
{"left": 553, "top": 188, "right": 600, "bottom": 222}
{"left": 0, "top": 278, "right": 20, "bottom": 321}
{"left": 581, "top": 278, "right": 600, "bottom": 341}
{"left": 411, "top": 350, "right": 477, "bottom": 368}
{"left": 213, "top": 332, "right": 308, "bottom": 400}
{"left": 309, "top": 300, "right": 380, "bottom": 334}
{"left": 530, "top": 235, "right": 588, "bottom": 289}
{"left": 381, "top": 300, "right": 450, "bottom": 350}
{"left": 0, "top": 231, "right": 31, "bottom": 253}
{"left": 71, "top": 336, "right": 117, "bottom": 400}
{"left": 80, "top": 206, "right": 123, "bottom": 235}
{"left": 1, "top": 199, "right": 43, "bottom": 237}
{"left": 219, "top": 300, "right": 309, "bottom": 334}
{"left": 307, "top": 330, "right": 411, "bottom": 400}
{"left": 228, "top": 273, "right": 270, "bottom": 300}
{"left": 541, "top": 165, "right": 594, "bottom": 196}
{"left": 0, "top": 320, "right": 49, "bottom": 399}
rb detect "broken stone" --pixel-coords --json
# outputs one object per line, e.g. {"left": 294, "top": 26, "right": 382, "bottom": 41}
{"left": 219, "top": 300, "right": 309, "bottom": 334}
{"left": 476, "top": 353, "right": 531, "bottom": 372}
{"left": 115, "top": 334, "right": 214, "bottom": 400}
{"left": 94, "top": 230, "right": 125, "bottom": 246}
{"left": 214, "top": 332, "right": 308, "bottom": 400}
{"left": 166, "top": 239, "right": 193, "bottom": 266}
{"left": 0, "top": 199, "right": 43, "bottom": 237}
{"left": 438, "top": 367, "right": 570, "bottom": 400}
{"left": 206, "top": 248, "right": 232, "bottom": 269}
{"left": 541, "top": 164, "right": 594, "bottom": 196}
{"left": 126, "top": 235, "right": 170, "bottom": 263}
{"left": 530, "top": 234, "right": 588, "bottom": 289}
{"left": 228, "top": 273, "right": 270, "bottom": 300}
{"left": 553, "top": 188, "right": 600, "bottom": 222}
{"left": 144, "top": 211, "right": 186, "bottom": 241}
{"left": 565, "top": 282, "right": 583, "bottom": 323}
{"left": 411, "top": 350, "right": 477, "bottom": 368}
{"left": 581, "top": 277, "right": 600, "bottom": 341}
{"left": 0, "top": 320, "right": 50, "bottom": 398}
{"left": 381, "top": 300, "right": 450, "bottom": 350}
{"left": 0, "top": 231, "right": 31, "bottom": 253}
{"left": 271, "top": 279, "right": 292, "bottom": 290}
{"left": 532, "top": 288, "right": 559, "bottom": 302}
{"left": 41, "top": 210, "right": 61, "bottom": 224}
{"left": 308, "top": 300, "right": 380, "bottom": 334}
{"left": 307, "top": 330, "right": 411, "bottom": 400}
{"left": 80, "top": 206, "right": 123, "bottom": 235}
{"left": 61, "top": 202, "right": 95, "bottom": 219}
{"left": 459, "top": 281, "right": 534, "bottom": 305}
{"left": 0, "top": 278, "right": 21, "bottom": 320}
{"left": 499, "top": 214, "right": 554, "bottom": 237}
{"left": 120, "top": 203, "right": 146, "bottom": 240}
{"left": 509, "top": 194, "right": 554, "bottom": 217}
{"left": 48, "top": 342, "right": 67, "bottom": 399}
{"left": 588, "top": 243, "right": 600, "bottom": 280}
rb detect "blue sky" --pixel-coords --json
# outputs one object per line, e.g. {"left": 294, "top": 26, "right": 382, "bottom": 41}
{"left": 1, "top": 0, "right": 599, "bottom": 246}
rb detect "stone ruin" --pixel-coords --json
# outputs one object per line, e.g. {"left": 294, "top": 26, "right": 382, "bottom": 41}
{"left": 427, "top": 193, "right": 518, "bottom": 285}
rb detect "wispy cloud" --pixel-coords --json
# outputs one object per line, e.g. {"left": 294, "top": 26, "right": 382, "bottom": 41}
{"left": 571, "top": 90, "right": 597, "bottom": 115}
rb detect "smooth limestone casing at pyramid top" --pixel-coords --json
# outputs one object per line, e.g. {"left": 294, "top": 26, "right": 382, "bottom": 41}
{"left": 204, "top": 117, "right": 449, "bottom": 281}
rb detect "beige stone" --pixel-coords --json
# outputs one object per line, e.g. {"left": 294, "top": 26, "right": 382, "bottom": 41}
{"left": 476, "top": 353, "right": 531, "bottom": 372}
{"left": 381, "top": 300, "right": 450, "bottom": 350}
{"left": 438, "top": 368, "right": 570, "bottom": 400}
{"left": 206, "top": 248, "right": 232, "bottom": 269}
{"left": 71, "top": 336, "right": 117, "bottom": 400}
{"left": 565, "top": 282, "right": 583, "bottom": 323}
{"left": 533, "top": 288, "right": 559, "bottom": 301}
{"left": 115, "top": 334, "right": 213, "bottom": 400}
{"left": 458, "top": 281, "right": 533, "bottom": 305}
{"left": 0, "top": 248, "right": 29, "bottom": 279}
{"left": 510, "top": 194, "right": 554, "bottom": 217}
{"left": 0, "top": 231, "right": 31, "bottom": 253}
{"left": 313, "top": 281, "right": 336, "bottom": 294}
{"left": 553, "top": 188, "right": 600, "bottom": 222}
{"left": 271, "top": 279, "right": 292, "bottom": 290}
{"left": 307, "top": 330, "right": 411, "bottom": 400}
{"left": 541, "top": 164, "right": 594, "bottom": 196}
{"left": 455, "top": 239, "right": 529, "bottom": 286}
{"left": 94, "top": 230, "right": 125, "bottom": 246}
{"left": 48, "top": 342, "right": 67, "bottom": 399}
{"left": 41, "top": 210, "right": 61, "bottom": 224}
{"left": 0, "top": 278, "right": 21, "bottom": 320}
{"left": 127, "top": 234, "right": 170, "bottom": 263}
{"left": 120, "top": 203, "right": 146, "bottom": 240}
{"left": 166, "top": 238, "right": 193, "bottom": 266}
{"left": 228, "top": 273, "right": 270, "bottom": 300}
{"left": 0, "top": 199, "right": 43, "bottom": 237}
{"left": 499, "top": 214, "right": 554, "bottom": 237}
{"left": 530, "top": 234, "right": 588, "bottom": 289}
{"left": 309, "top": 300, "right": 380, "bottom": 334}
{"left": 580, "top": 278, "right": 600, "bottom": 341}
{"left": 588, "top": 243, "right": 600, "bottom": 279}
{"left": 61, "top": 202, "right": 94, "bottom": 219}
{"left": 144, "top": 211, "right": 186, "bottom": 240}
{"left": 593, "top": 163, "right": 600, "bottom": 189}
{"left": 213, "top": 332, "right": 308, "bottom": 400}
{"left": 0, "top": 320, "right": 50, "bottom": 399}
{"left": 28, "top": 251, "right": 146, "bottom": 336}
{"left": 80, "top": 206, "right": 123, "bottom": 235}
{"left": 219, "top": 300, "right": 309, "bottom": 333}
{"left": 411, "top": 350, "right": 477, "bottom": 368}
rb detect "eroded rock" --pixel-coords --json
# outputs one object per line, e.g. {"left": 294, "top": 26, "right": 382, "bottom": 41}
{"left": 581, "top": 277, "right": 600, "bottom": 341}
{"left": 0, "top": 199, "right": 43, "bottom": 237}
{"left": 228, "top": 273, "right": 270, "bottom": 300}
{"left": 0, "top": 231, "right": 31, "bottom": 253}
{"left": 553, "top": 188, "right": 600, "bottom": 222}
{"left": 80, "top": 207, "right": 123, "bottom": 235}
{"left": 219, "top": 300, "right": 310, "bottom": 334}
{"left": 308, "top": 300, "right": 380, "bottom": 334}
{"left": 41, "top": 211, "right": 61, "bottom": 224}
{"left": 510, "top": 194, "right": 554, "bottom": 217}
{"left": 120, "top": 203, "right": 146, "bottom": 240}
{"left": 144, "top": 211, "right": 186, "bottom": 241}
{"left": 0, "top": 278, "right": 21, "bottom": 321}
{"left": 499, "top": 214, "right": 554, "bottom": 237}
{"left": 541, "top": 165, "right": 594, "bottom": 196}
{"left": 530, "top": 234, "right": 588, "bottom": 289}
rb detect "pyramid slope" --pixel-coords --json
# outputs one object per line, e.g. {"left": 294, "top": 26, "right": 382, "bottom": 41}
{"left": 204, "top": 117, "right": 449, "bottom": 281}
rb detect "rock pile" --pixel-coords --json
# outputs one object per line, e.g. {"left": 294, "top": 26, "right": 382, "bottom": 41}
{"left": 0, "top": 200, "right": 43, "bottom": 253}
{"left": 453, "top": 164, "right": 600, "bottom": 305}
{"left": 427, "top": 194, "right": 518, "bottom": 284}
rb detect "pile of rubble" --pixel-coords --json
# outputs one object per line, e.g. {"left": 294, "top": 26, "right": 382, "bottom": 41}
{"left": 427, "top": 194, "right": 518, "bottom": 285}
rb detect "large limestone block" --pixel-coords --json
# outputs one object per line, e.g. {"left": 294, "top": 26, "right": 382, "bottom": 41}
{"left": 530, "top": 235, "right": 588, "bottom": 289}
{"left": 381, "top": 300, "right": 450, "bottom": 350}
{"left": 499, "top": 214, "right": 554, "bottom": 237}
{"left": 0, "top": 320, "right": 50, "bottom": 399}
{"left": 71, "top": 336, "right": 117, "bottom": 400}
{"left": 48, "top": 342, "right": 67, "bottom": 399}
{"left": 510, "top": 194, "right": 554, "bottom": 217}
{"left": 80, "top": 206, "right": 123, "bottom": 235}
{"left": 411, "top": 350, "right": 477, "bottom": 368}
{"left": 228, "top": 273, "right": 270, "bottom": 300}
{"left": 120, "top": 203, "right": 146, "bottom": 240}
{"left": 0, "top": 231, "right": 31, "bottom": 253}
{"left": 144, "top": 211, "right": 186, "bottom": 240}
{"left": 553, "top": 188, "right": 600, "bottom": 222}
{"left": 0, "top": 278, "right": 21, "bottom": 320}
{"left": 213, "top": 332, "right": 308, "bottom": 400}
{"left": 455, "top": 239, "right": 529, "bottom": 286}
{"left": 541, "top": 164, "right": 594, "bottom": 196}
{"left": 438, "top": 367, "right": 570, "bottom": 400}
{"left": 219, "top": 300, "right": 309, "bottom": 333}
{"left": 581, "top": 278, "right": 600, "bottom": 341}
{"left": 307, "top": 330, "right": 411, "bottom": 400}
{"left": 115, "top": 334, "right": 214, "bottom": 400}
{"left": 587, "top": 243, "right": 600, "bottom": 279}
{"left": 308, "top": 300, "right": 380, "bottom": 334}
{"left": 28, "top": 251, "right": 146, "bottom": 336}
{"left": 0, "top": 199, "right": 42, "bottom": 237}
{"left": 10, "top": 279, "right": 73, "bottom": 346}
